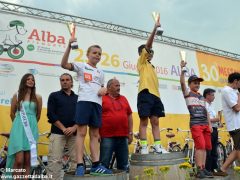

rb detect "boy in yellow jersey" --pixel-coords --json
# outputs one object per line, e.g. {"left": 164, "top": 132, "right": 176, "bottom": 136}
{"left": 137, "top": 17, "right": 167, "bottom": 154}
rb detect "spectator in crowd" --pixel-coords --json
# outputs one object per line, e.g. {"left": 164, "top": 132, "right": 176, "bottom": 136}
{"left": 137, "top": 14, "right": 166, "bottom": 154}
{"left": 61, "top": 37, "right": 112, "bottom": 176}
{"left": 47, "top": 73, "right": 78, "bottom": 179}
{"left": 203, "top": 88, "right": 221, "bottom": 174}
{"left": 100, "top": 78, "right": 133, "bottom": 171}
{"left": 217, "top": 72, "right": 240, "bottom": 176}
{"left": 180, "top": 61, "right": 213, "bottom": 179}
{"left": 6, "top": 73, "right": 42, "bottom": 177}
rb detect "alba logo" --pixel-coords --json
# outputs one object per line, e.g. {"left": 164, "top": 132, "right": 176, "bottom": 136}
{"left": 0, "top": 64, "right": 14, "bottom": 73}
{"left": 28, "top": 29, "right": 65, "bottom": 44}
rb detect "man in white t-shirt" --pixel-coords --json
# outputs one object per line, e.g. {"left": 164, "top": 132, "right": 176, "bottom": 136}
{"left": 216, "top": 72, "right": 240, "bottom": 176}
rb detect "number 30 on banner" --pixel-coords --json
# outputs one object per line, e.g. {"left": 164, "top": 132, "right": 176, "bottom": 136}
{"left": 200, "top": 64, "right": 219, "bottom": 82}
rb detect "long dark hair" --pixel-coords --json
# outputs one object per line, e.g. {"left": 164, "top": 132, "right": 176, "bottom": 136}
{"left": 17, "top": 73, "right": 38, "bottom": 112}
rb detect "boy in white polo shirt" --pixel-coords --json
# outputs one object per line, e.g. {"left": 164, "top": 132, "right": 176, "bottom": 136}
{"left": 61, "top": 37, "right": 112, "bottom": 176}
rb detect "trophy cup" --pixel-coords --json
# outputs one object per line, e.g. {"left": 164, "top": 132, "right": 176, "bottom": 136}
{"left": 180, "top": 50, "right": 187, "bottom": 73}
{"left": 67, "top": 22, "right": 78, "bottom": 50}
{"left": 152, "top": 11, "right": 164, "bottom": 36}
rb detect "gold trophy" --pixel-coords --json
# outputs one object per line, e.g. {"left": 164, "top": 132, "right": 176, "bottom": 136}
{"left": 152, "top": 11, "right": 164, "bottom": 36}
{"left": 180, "top": 50, "right": 187, "bottom": 73}
{"left": 67, "top": 22, "right": 78, "bottom": 50}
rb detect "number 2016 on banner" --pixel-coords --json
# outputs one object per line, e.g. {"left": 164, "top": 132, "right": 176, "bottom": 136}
{"left": 200, "top": 64, "right": 219, "bottom": 81}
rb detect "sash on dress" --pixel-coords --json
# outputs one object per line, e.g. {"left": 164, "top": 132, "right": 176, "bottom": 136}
{"left": 19, "top": 102, "right": 38, "bottom": 166}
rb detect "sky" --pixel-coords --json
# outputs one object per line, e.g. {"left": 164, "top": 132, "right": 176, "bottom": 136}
{"left": 4, "top": 0, "right": 240, "bottom": 54}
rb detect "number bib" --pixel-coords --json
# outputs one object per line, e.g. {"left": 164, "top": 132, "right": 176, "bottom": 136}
{"left": 84, "top": 72, "right": 92, "bottom": 82}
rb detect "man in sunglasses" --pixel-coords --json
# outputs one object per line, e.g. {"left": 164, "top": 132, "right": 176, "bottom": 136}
{"left": 180, "top": 61, "right": 213, "bottom": 179}
{"left": 99, "top": 78, "right": 133, "bottom": 171}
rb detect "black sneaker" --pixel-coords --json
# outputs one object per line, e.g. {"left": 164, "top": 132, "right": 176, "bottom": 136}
{"left": 203, "top": 169, "right": 214, "bottom": 178}
{"left": 196, "top": 170, "right": 207, "bottom": 179}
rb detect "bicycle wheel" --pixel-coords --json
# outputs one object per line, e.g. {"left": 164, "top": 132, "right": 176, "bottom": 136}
{"left": 31, "top": 165, "right": 45, "bottom": 179}
{"left": 182, "top": 144, "right": 189, "bottom": 158}
{"left": 217, "top": 142, "right": 226, "bottom": 168}
{"left": 109, "top": 153, "right": 117, "bottom": 169}
{"left": 189, "top": 148, "right": 195, "bottom": 167}
{"left": 83, "top": 153, "right": 92, "bottom": 170}
{"left": 7, "top": 45, "right": 24, "bottom": 59}
{"left": 0, "top": 45, "right": 3, "bottom": 55}
{"left": 134, "top": 142, "right": 141, "bottom": 154}
{"left": 0, "top": 156, "right": 7, "bottom": 175}
{"left": 171, "top": 145, "right": 182, "bottom": 152}
{"left": 225, "top": 141, "right": 233, "bottom": 156}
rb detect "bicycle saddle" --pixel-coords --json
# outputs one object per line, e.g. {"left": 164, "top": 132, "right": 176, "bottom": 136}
{"left": 0, "top": 133, "right": 10, "bottom": 138}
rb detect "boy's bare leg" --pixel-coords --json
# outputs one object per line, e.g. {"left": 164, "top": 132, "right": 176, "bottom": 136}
{"left": 150, "top": 116, "right": 160, "bottom": 140}
{"left": 76, "top": 125, "right": 87, "bottom": 163}
{"left": 89, "top": 127, "right": 100, "bottom": 162}
{"left": 139, "top": 118, "right": 148, "bottom": 140}
{"left": 203, "top": 150, "right": 207, "bottom": 168}
{"left": 195, "top": 149, "right": 205, "bottom": 169}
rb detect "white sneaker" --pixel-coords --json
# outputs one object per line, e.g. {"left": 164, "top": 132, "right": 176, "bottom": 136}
{"left": 140, "top": 145, "right": 149, "bottom": 154}
{"left": 153, "top": 145, "right": 169, "bottom": 154}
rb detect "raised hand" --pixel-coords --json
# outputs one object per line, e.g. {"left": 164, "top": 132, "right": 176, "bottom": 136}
{"left": 180, "top": 60, "right": 187, "bottom": 69}
{"left": 68, "top": 37, "right": 77, "bottom": 47}
{"left": 98, "top": 87, "right": 107, "bottom": 96}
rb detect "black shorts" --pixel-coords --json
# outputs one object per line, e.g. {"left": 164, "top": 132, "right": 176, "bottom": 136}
{"left": 229, "top": 128, "right": 240, "bottom": 150}
{"left": 137, "top": 89, "right": 165, "bottom": 119}
{"left": 74, "top": 101, "right": 102, "bottom": 128}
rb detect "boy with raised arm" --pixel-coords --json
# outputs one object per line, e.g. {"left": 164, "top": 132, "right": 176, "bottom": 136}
{"left": 180, "top": 61, "right": 213, "bottom": 178}
{"left": 61, "top": 37, "right": 112, "bottom": 176}
{"left": 137, "top": 17, "right": 167, "bottom": 154}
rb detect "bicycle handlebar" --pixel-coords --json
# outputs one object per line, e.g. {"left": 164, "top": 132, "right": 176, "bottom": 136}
{"left": 160, "top": 128, "right": 173, "bottom": 132}
{"left": 38, "top": 142, "right": 49, "bottom": 145}
{"left": 133, "top": 127, "right": 175, "bottom": 140}
{"left": 39, "top": 131, "right": 51, "bottom": 138}
{"left": 176, "top": 128, "right": 190, "bottom": 133}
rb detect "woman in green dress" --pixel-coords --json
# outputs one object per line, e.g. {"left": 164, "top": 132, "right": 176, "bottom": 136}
{"left": 6, "top": 73, "right": 42, "bottom": 177}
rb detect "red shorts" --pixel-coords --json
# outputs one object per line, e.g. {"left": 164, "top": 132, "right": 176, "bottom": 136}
{"left": 190, "top": 125, "right": 212, "bottom": 150}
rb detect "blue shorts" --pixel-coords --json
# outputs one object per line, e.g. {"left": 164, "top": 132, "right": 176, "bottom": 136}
{"left": 137, "top": 89, "right": 165, "bottom": 118}
{"left": 74, "top": 101, "right": 102, "bottom": 128}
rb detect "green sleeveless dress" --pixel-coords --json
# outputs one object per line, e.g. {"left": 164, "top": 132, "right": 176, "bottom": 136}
{"left": 6, "top": 101, "right": 39, "bottom": 170}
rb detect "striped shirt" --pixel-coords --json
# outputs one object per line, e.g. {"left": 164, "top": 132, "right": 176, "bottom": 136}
{"left": 184, "top": 89, "right": 208, "bottom": 127}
